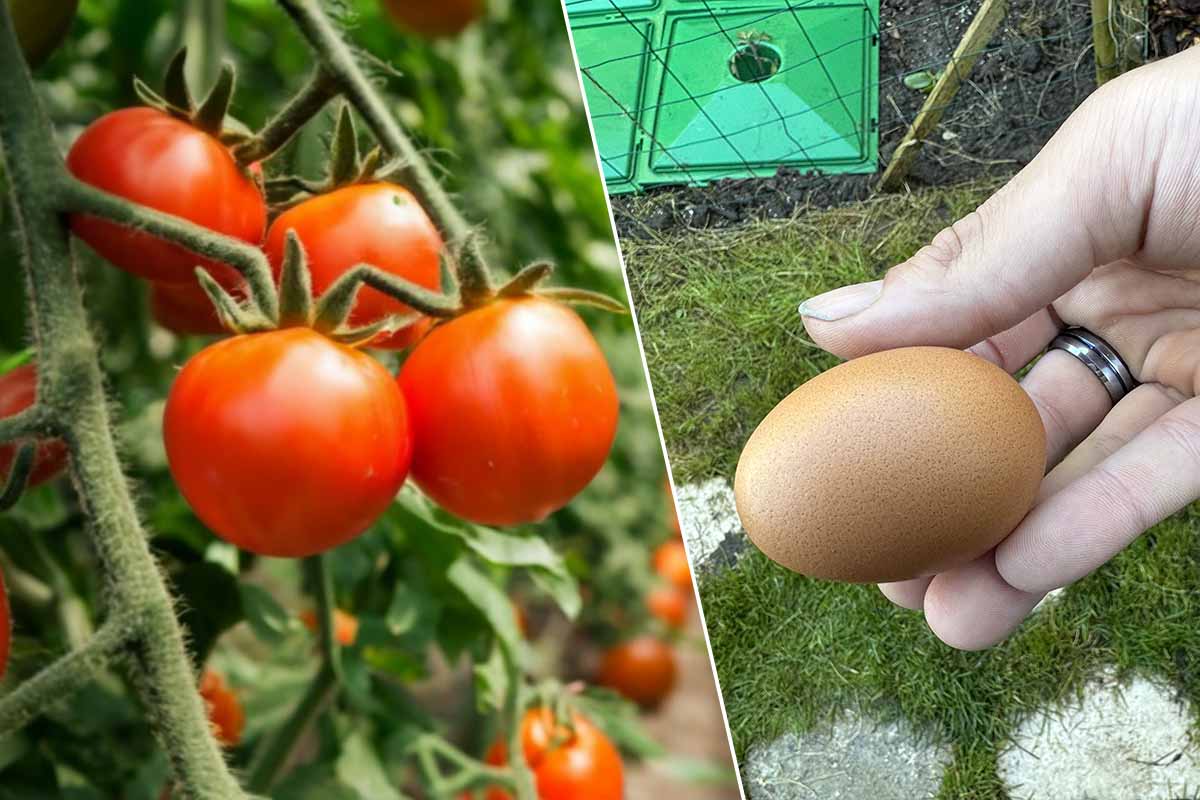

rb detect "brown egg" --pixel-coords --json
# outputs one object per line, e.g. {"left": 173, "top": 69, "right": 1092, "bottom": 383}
{"left": 734, "top": 347, "right": 1045, "bottom": 583}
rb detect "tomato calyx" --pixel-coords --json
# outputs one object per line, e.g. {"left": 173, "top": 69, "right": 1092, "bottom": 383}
{"left": 132, "top": 48, "right": 254, "bottom": 149}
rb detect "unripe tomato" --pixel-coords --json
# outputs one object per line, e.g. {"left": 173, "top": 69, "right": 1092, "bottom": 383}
{"left": 0, "top": 364, "right": 67, "bottom": 488}
{"left": 477, "top": 707, "right": 623, "bottom": 800}
{"left": 653, "top": 540, "right": 692, "bottom": 594}
{"left": 597, "top": 636, "right": 677, "bottom": 709}
{"left": 264, "top": 183, "right": 441, "bottom": 350}
{"left": 381, "top": 0, "right": 483, "bottom": 38}
{"left": 8, "top": 0, "right": 78, "bottom": 67}
{"left": 150, "top": 281, "right": 227, "bottom": 336}
{"left": 67, "top": 108, "right": 266, "bottom": 285}
{"left": 399, "top": 297, "right": 618, "bottom": 526}
{"left": 198, "top": 670, "right": 244, "bottom": 747}
{"left": 163, "top": 328, "right": 411, "bottom": 557}
{"left": 300, "top": 608, "right": 359, "bottom": 646}
{"left": 646, "top": 585, "right": 687, "bottom": 630}
{"left": 1, "top": 567, "right": 10, "bottom": 680}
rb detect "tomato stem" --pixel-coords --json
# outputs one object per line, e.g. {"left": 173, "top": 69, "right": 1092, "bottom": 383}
{"left": 233, "top": 66, "right": 338, "bottom": 165}
{"left": 245, "top": 662, "right": 337, "bottom": 792}
{"left": 0, "top": 441, "right": 35, "bottom": 511}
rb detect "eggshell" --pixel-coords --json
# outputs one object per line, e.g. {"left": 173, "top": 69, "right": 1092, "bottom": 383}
{"left": 734, "top": 347, "right": 1045, "bottom": 583}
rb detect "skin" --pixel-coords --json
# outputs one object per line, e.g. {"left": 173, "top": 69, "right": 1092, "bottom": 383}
{"left": 0, "top": 363, "right": 68, "bottom": 487}
{"left": 264, "top": 183, "right": 441, "bottom": 350}
{"left": 381, "top": 0, "right": 483, "bottom": 38}
{"left": 67, "top": 107, "right": 266, "bottom": 285}
{"left": 198, "top": 670, "right": 244, "bottom": 747}
{"left": 398, "top": 297, "right": 619, "bottom": 526}
{"left": 597, "top": 635, "right": 678, "bottom": 709}
{"left": 646, "top": 584, "right": 688, "bottom": 629}
{"left": 478, "top": 708, "right": 623, "bottom": 800}
{"left": 652, "top": 540, "right": 692, "bottom": 595}
{"left": 163, "top": 328, "right": 411, "bottom": 557}
{"left": 799, "top": 47, "right": 1200, "bottom": 650}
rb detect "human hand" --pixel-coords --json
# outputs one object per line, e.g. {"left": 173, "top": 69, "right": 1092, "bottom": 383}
{"left": 798, "top": 47, "right": 1200, "bottom": 650}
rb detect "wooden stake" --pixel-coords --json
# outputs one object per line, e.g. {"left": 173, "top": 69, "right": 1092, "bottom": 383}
{"left": 877, "top": 0, "right": 1008, "bottom": 192}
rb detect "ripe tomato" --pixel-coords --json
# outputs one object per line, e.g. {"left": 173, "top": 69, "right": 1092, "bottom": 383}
{"left": 653, "top": 540, "right": 692, "bottom": 595}
{"left": 381, "top": 0, "right": 483, "bottom": 37}
{"left": 67, "top": 107, "right": 266, "bottom": 285}
{"left": 646, "top": 585, "right": 687, "bottom": 630}
{"left": 300, "top": 608, "right": 359, "bottom": 646}
{"left": 398, "top": 297, "right": 618, "bottom": 526}
{"left": 0, "top": 364, "right": 67, "bottom": 488}
{"left": 198, "top": 670, "right": 244, "bottom": 747}
{"left": 1, "top": 567, "right": 10, "bottom": 680}
{"left": 264, "top": 183, "right": 441, "bottom": 350}
{"left": 150, "top": 281, "right": 227, "bottom": 336}
{"left": 476, "top": 707, "right": 623, "bottom": 800}
{"left": 163, "top": 328, "right": 411, "bottom": 557}
{"left": 597, "top": 636, "right": 677, "bottom": 710}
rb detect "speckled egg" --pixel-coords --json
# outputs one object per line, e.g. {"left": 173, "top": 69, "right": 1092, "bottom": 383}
{"left": 734, "top": 347, "right": 1045, "bottom": 583}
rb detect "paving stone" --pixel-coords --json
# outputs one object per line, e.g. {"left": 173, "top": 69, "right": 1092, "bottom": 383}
{"left": 675, "top": 478, "right": 748, "bottom": 573}
{"left": 742, "top": 714, "right": 951, "bottom": 800}
{"left": 999, "top": 673, "right": 1200, "bottom": 800}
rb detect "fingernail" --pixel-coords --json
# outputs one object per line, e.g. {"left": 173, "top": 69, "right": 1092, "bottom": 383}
{"left": 798, "top": 280, "right": 883, "bottom": 322}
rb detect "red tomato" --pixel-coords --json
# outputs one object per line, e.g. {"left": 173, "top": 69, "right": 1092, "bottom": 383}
{"left": 476, "top": 707, "right": 623, "bottom": 800}
{"left": 150, "top": 281, "right": 228, "bottom": 336}
{"left": 1, "top": 567, "right": 10, "bottom": 680}
{"left": 264, "top": 183, "right": 441, "bottom": 349}
{"left": 381, "top": 0, "right": 483, "bottom": 37}
{"left": 66, "top": 107, "right": 266, "bottom": 285}
{"left": 653, "top": 540, "right": 692, "bottom": 595}
{"left": 0, "top": 364, "right": 67, "bottom": 488}
{"left": 646, "top": 585, "right": 688, "bottom": 630}
{"left": 398, "top": 297, "right": 618, "bottom": 526}
{"left": 300, "top": 608, "right": 359, "bottom": 646}
{"left": 163, "top": 328, "right": 411, "bottom": 557}
{"left": 198, "top": 670, "right": 244, "bottom": 747}
{"left": 597, "top": 636, "right": 678, "bottom": 710}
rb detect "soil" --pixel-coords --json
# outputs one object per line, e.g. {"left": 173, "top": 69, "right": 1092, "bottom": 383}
{"left": 612, "top": 0, "right": 1103, "bottom": 238}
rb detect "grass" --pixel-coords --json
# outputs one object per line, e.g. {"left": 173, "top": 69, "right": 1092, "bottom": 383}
{"left": 621, "top": 180, "right": 1200, "bottom": 798}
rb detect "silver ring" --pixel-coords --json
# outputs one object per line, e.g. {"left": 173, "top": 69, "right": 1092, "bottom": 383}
{"left": 1048, "top": 327, "right": 1138, "bottom": 405}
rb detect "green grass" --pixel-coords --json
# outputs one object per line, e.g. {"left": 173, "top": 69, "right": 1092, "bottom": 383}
{"left": 622, "top": 180, "right": 1200, "bottom": 798}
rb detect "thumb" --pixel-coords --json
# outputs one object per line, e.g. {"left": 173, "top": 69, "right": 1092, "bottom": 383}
{"left": 799, "top": 65, "right": 1167, "bottom": 360}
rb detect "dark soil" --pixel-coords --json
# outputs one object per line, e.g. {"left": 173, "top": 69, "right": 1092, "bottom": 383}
{"left": 613, "top": 0, "right": 1102, "bottom": 238}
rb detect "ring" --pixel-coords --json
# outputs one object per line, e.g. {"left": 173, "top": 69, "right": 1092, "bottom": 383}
{"left": 1048, "top": 327, "right": 1138, "bottom": 405}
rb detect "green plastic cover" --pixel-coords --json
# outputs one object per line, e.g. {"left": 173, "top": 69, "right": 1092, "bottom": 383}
{"left": 566, "top": 0, "right": 880, "bottom": 193}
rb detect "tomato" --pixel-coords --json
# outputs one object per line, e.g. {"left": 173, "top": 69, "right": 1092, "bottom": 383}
{"left": 514, "top": 604, "right": 529, "bottom": 639}
{"left": 67, "top": 107, "right": 266, "bottom": 285}
{"left": 399, "top": 297, "right": 618, "bottom": 526}
{"left": 476, "top": 707, "right": 623, "bottom": 800}
{"left": 0, "top": 567, "right": 10, "bottom": 680}
{"left": 9, "top": 0, "right": 78, "bottom": 67}
{"left": 198, "top": 670, "right": 244, "bottom": 747}
{"left": 0, "top": 364, "right": 67, "bottom": 488}
{"left": 381, "top": 0, "right": 483, "bottom": 38}
{"left": 264, "top": 183, "right": 441, "bottom": 350}
{"left": 597, "top": 636, "right": 677, "bottom": 710}
{"left": 646, "top": 585, "right": 687, "bottom": 630}
{"left": 300, "top": 608, "right": 359, "bottom": 646}
{"left": 163, "top": 328, "right": 411, "bottom": 557}
{"left": 653, "top": 540, "right": 692, "bottom": 595}
{"left": 150, "top": 281, "right": 228, "bottom": 336}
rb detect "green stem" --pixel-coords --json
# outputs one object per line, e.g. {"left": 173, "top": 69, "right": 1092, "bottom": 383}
{"left": 305, "top": 553, "right": 341, "bottom": 676}
{"left": 56, "top": 177, "right": 280, "bottom": 323}
{"left": 0, "top": 618, "right": 130, "bottom": 736}
{"left": 234, "top": 66, "right": 339, "bottom": 165}
{"left": 0, "top": 5, "right": 246, "bottom": 798}
{"left": 245, "top": 663, "right": 337, "bottom": 792}
{"left": 502, "top": 652, "right": 537, "bottom": 800}
{"left": 274, "top": 0, "right": 496, "bottom": 295}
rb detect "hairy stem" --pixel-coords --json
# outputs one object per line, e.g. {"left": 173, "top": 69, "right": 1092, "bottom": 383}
{"left": 234, "top": 66, "right": 339, "bottom": 164}
{"left": 0, "top": 5, "right": 246, "bottom": 798}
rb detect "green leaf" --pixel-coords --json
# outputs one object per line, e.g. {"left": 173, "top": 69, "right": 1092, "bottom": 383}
{"left": 446, "top": 557, "right": 520, "bottom": 659}
{"left": 334, "top": 732, "right": 404, "bottom": 800}
{"left": 328, "top": 103, "right": 360, "bottom": 186}
{"left": 277, "top": 231, "right": 314, "bottom": 327}
{"left": 903, "top": 70, "right": 938, "bottom": 91}
{"left": 656, "top": 755, "right": 739, "bottom": 785}
{"left": 239, "top": 583, "right": 293, "bottom": 644}
{"left": 0, "top": 348, "right": 33, "bottom": 375}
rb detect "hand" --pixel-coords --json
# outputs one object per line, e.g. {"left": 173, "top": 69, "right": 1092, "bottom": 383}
{"left": 798, "top": 47, "right": 1200, "bottom": 650}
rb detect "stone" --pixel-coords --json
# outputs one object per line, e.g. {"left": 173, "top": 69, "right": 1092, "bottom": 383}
{"left": 675, "top": 478, "right": 747, "bottom": 572}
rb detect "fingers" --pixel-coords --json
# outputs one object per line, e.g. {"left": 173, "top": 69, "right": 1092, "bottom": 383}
{"left": 1019, "top": 350, "right": 1113, "bottom": 468}
{"left": 997, "top": 394, "right": 1200, "bottom": 594}
{"left": 923, "top": 555, "right": 1044, "bottom": 651}
{"left": 967, "top": 310, "right": 1060, "bottom": 374}
{"left": 878, "top": 577, "right": 931, "bottom": 611}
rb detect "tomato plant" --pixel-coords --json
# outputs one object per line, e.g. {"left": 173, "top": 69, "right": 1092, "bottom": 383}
{"left": 163, "top": 328, "right": 411, "bottom": 557}
{"left": 66, "top": 107, "right": 266, "bottom": 286}
{"left": 381, "top": 0, "right": 484, "bottom": 37}
{"left": 0, "top": 363, "right": 67, "bottom": 487}
{"left": 477, "top": 707, "right": 623, "bottom": 800}
{"left": 399, "top": 296, "right": 619, "bottom": 526}
{"left": 597, "top": 635, "right": 679, "bottom": 709}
